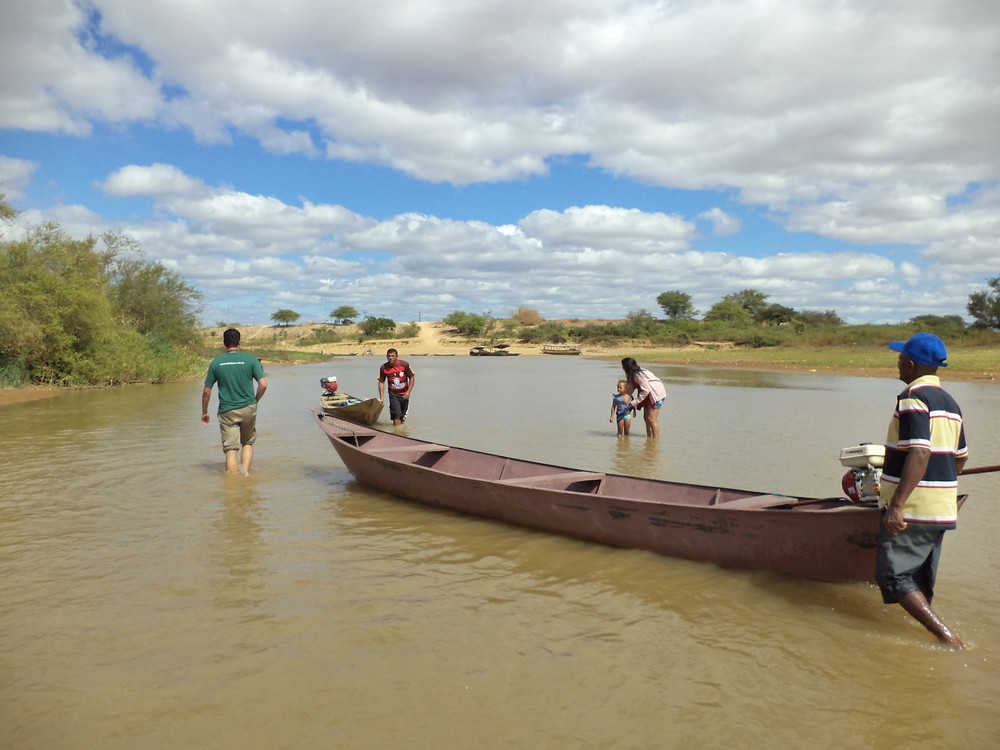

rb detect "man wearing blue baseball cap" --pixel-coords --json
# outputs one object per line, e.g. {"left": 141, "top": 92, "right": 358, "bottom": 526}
{"left": 877, "top": 332, "right": 969, "bottom": 648}
{"left": 887, "top": 331, "right": 950, "bottom": 369}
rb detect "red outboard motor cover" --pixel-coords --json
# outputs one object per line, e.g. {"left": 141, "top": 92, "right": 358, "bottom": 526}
{"left": 841, "top": 469, "right": 861, "bottom": 502}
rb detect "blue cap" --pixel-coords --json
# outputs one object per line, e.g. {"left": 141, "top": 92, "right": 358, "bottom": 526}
{"left": 888, "top": 332, "right": 948, "bottom": 367}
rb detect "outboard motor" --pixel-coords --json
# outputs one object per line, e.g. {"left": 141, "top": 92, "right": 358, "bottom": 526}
{"left": 839, "top": 443, "right": 884, "bottom": 504}
{"left": 320, "top": 376, "right": 338, "bottom": 393}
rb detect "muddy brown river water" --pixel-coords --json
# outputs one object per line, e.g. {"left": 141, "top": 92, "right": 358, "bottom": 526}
{"left": 2, "top": 356, "right": 999, "bottom": 749}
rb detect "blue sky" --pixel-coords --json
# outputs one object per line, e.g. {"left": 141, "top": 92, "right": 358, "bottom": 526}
{"left": 1, "top": 0, "right": 998, "bottom": 326}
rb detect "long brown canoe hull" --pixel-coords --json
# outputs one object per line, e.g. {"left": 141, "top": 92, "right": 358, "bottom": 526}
{"left": 314, "top": 414, "right": 967, "bottom": 583}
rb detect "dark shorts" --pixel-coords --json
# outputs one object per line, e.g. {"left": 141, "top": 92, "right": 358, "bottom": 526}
{"left": 388, "top": 392, "right": 409, "bottom": 421}
{"left": 218, "top": 404, "right": 258, "bottom": 452}
{"left": 875, "top": 522, "right": 948, "bottom": 604}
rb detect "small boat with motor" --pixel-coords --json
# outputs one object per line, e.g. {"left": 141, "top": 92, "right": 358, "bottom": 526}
{"left": 318, "top": 376, "right": 384, "bottom": 426}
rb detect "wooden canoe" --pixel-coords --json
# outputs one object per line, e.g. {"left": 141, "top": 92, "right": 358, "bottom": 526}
{"left": 542, "top": 344, "right": 581, "bottom": 355}
{"left": 314, "top": 414, "right": 967, "bottom": 583}
{"left": 320, "top": 393, "right": 384, "bottom": 425}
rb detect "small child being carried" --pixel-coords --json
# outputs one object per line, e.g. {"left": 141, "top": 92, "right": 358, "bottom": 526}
{"left": 609, "top": 379, "right": 635, "bottom": 437}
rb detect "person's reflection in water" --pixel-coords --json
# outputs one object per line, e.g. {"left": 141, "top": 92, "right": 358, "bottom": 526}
{"left": 210, "top": 479, "right": 268, "bottom": 614}
{"left": 612, "top": 438, "right": 662, "bottom": 479}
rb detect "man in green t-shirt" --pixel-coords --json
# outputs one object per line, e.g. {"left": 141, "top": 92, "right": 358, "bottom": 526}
{"left": 201, "top": 328, "right": 267, "bottom": 475}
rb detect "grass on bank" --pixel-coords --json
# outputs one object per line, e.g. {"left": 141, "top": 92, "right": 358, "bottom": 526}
{"left": 625, "top": 344, "right": 998, "bottom": 380}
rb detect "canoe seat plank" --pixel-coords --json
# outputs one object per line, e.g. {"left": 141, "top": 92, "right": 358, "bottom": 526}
{"left": 368, "top": 444, "right": 450, "bottom": 454}
{"left": 717, "top": 494, "right": 797, "bottom": 509}
{"left": 499, "top": 471, "right": 605, "bottom": 486}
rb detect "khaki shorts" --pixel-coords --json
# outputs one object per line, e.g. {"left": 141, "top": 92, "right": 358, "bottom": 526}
{"left": 218, "top": 404, "right": 258, "bottom": 452}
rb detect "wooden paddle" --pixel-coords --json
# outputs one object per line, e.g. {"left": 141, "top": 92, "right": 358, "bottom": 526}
{"left": 960, "top": 464, "right": 1000, "bottom": 476}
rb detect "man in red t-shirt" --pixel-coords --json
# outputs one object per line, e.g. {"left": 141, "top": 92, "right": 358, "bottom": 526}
{"left": 377, "top": 348, "right": 416, "bottom": 425}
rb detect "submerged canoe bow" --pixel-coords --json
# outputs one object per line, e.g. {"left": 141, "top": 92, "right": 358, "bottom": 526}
{"left": 314, "top": 413, "right": 967, "bottom": 583}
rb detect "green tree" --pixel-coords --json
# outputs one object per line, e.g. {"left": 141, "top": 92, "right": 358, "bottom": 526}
{"left": 103, "top": 233, "right": 202, "bottom": 346}
{"left": 0, "top": 220, "right": 199, "bottom": 385}
{"left": 758, "top": 303, "right": 796, "bottom": 327}
{"left": 797, "top": 310, "right": 843, "bottom": 326}
{"left": 330, "top": 305, "right": 358, "bottom": 324}
{"left": 723, "top": 289, "right": 770, "bottom": 322}
{"left": 519, "top": 320, "right": 569, "bottom": 343}
{"left": 626, "top": 309, "right": 655, "bottom": 322}
{"left": 656, "top": 290, "right": 696, "bottom": 319}
{"left": 704, "top": 298, "right": 754, "bottom": 325}
{"left": 0, "top": 223, "right": 111, "bottom": 382}
{"left": 359, "top": 315, "right": 396, "bottom": 336}
{"left": 442, "top": 310, "right": 468, "bottom": 330}
{"left": 442, "top": 310, "right": 492, "bottom": 335}
{"left": 967, "top": 277, "right": 1000, "bottom": 330}
{"left": 271, "top": 309, "right": 301, "bottom": 327}
{"left": 0, "top": 193, "right": 15, "bottom": 222}
{"left": 624, "top": 309, "right": 658, "bottom": 338}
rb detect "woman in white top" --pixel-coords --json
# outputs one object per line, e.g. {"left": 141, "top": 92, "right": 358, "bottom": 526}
{"left": 621, "top": 358, "right": 667, "bottom": 437}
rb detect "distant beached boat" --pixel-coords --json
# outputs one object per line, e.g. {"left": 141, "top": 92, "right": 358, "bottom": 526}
{"left": 469, "top": 344, "right": 520, "bottom": 356}
{"left": 542, "top": 344, "right": 581, "bottom": 355}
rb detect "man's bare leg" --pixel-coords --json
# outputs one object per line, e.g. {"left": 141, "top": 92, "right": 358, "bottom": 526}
{"left": 240, "top": 444, "right": 254, "bottom": 475}
{"left": 224, "top": 449, "right": 240, "bottom": 475}
{"left": 898, "top": 591, "right": 967, "bottom": 649}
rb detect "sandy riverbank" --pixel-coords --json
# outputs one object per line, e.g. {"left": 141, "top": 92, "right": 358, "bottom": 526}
{"left": 233, "top": 321, "right": 550, "bottom": 357}
{"left": 235, "top": 321, "right": 748, "bottom": 361}
{"left": 232, "top": 322, "right": 915, "bottom": 380}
